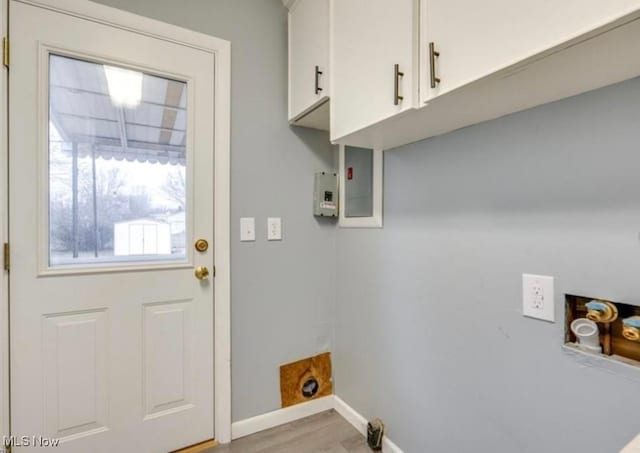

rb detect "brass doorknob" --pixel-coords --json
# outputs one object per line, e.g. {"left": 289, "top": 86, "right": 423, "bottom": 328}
{"left": 195, "top": 266, "right": 210, "bottom": 280}
{"left": 195, "top": 239, "right": 209, "bottom": 252}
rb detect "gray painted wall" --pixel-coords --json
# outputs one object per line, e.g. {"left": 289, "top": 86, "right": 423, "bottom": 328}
{"left": 72, "top": 3, "right": 640, "bottom": 450}
{"left": 335, "top": 77, "right": 640, "bottom": 453}
{"left": 90, "top": 0, "right": 337, "bottom": 421}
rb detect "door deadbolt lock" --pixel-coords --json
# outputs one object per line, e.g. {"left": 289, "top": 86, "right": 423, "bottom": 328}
{"left": 194, "top": 239, "right": 209, "bottom": 252}
{"left": 194, "top": 266, "right": 210, "bottom": 281}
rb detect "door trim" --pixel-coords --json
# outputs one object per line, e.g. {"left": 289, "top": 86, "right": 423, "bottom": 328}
{"left": 0, "top": 0, "right": 8, "bottom": 448}
{"left": 1, "top": 0, "right": 232, "bottom": 444}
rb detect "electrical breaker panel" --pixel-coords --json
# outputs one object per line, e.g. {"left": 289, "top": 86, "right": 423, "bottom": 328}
{"left": 313, "top": 172, "right": 338, "bottom": 217}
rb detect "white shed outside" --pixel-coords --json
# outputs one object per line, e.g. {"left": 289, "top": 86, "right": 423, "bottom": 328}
{"left": 113, "top": 219, "right": 171, "bottom": 256}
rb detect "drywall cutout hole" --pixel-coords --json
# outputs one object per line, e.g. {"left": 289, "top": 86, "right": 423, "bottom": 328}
{"left": 301, "top": 378, "right": 319, "bottom": 398}
{"left": 565, "top": 294, "right": 640, "bottom": 366}
{"left": 280, "top": 352, "right": 333, "bottom": 408}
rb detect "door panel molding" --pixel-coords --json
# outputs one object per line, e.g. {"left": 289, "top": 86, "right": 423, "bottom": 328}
{"left": 142, "top": 299, "right": 195, "bottom": 419}
{"left": 43, "top": 309, "right": 109, "bottom": 440}
{"left": 3, "top": 0, "right": 232, "bottom": 446}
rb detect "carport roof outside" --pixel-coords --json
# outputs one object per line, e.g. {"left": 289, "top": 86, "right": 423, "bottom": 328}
{"left": 49, "top": 54, "right": 187, "bottom": 165}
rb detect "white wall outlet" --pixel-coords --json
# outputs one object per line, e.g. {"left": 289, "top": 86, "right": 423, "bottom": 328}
{"left": 522, "top": 274, "right": 555, "bottom": 322}
{"left": 240, "top": 217, "right": 255, "bottom": 242}
{"left": 267, "top": 217, "right": 282, "bottom": 241}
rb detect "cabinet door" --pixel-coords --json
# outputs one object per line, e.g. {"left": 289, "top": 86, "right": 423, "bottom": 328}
{"left": 331, "top": 0, "right": 417, "bottom": 142}
{"left": 289, "top": 0, "right": 330, "bottom": 121}
{"left": 421, "top": 0, "right": 640, "bottom": 103}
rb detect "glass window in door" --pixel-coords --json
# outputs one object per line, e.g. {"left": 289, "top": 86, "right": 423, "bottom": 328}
{"left": 48, "top": 55, "right": 188, "bottom": 266}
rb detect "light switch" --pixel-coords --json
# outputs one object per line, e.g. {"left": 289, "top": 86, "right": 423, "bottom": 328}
{"left": 267, "top": 217, "right": 282, "bottom": 241}
{"left": 240, "top": 217, "right": 255, "bottom": 242}
{"left": 522, "top": 274, "right": 554, "bottom": 322}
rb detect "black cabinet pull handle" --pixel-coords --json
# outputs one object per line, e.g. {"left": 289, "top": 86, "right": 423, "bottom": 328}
{"left": 394, "top": 63, "right": 404, "bottom": 105}
{"left": 429, "top": 42, "right": 441, "bottom": 89}
{"left": 315, "top": 65, "right": 323, "bottom": 95}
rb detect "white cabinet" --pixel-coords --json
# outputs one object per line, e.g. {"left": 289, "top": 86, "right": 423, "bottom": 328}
{"left": 285, "top": 0, "right": 640, "bottom": 150}
{"left": 338, "top": 13, "right": 640, "bottom": 150}
{"left": 420, "top": 0, "right": 640, "bottom": 103}
{"left": 288, "top": 0, "right": 330, "bottom": 130}
{"left": 330, "top": 0, "right": 418, "bottom": 142}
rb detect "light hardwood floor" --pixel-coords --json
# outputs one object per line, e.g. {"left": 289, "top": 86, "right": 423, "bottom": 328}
{"left": 208, "top": 410, "right": 371, "bottom": 453}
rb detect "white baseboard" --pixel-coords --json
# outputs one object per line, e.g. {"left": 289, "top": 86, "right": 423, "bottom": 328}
{"left": 231, "top": 395, "right": 335, "bottom": 440}
{"left": 230, "top": 395, "right": 404, "bottom": 453}
{"left": 621, "top": 433, "right": 640, "bottom": 453}
{"left": 333, "top": 396, "right": 404, "bottom": 453}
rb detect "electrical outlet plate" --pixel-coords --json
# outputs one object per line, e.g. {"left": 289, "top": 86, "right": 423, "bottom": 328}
{"left": 267, "top": 217, "right": 282, "bottom": 241}
{"left": 522, "top": 274, "right": 554, "bottom": 322}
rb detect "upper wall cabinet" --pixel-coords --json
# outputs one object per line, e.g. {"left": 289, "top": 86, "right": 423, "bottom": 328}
{"left": 288, "top": 0, "right": 330, "bottom": 130}
{"left": 330, "top": 0, "right": 418, "bottom": 142}
{"left": 286, "top": 0, "right": 640, "bottom": 150}
{"left": 332, "top": 2, "right": 640, "bottom": 150}
{"left": 420, "top": 0, "right": 640, "bottom": 103}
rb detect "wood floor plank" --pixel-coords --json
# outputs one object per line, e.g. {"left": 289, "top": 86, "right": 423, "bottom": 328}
{"left": 209, "top": 410, "right": 367, "bottom": 453}
{"left": 340, "top": 433, "right": 370, "bottom": 452}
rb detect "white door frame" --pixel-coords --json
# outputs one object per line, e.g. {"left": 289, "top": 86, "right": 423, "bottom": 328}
{"left": 0, "top": 0, "right": 9, "bottom": 448}
{"left": 0, "top": 0, "right": 232, "bottom": 445}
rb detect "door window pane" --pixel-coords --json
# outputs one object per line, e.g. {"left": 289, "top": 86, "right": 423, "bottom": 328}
{"left": 49, "top": 55, "right": 188, "bottom": 266}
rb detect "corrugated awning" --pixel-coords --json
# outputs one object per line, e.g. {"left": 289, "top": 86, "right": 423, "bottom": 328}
{"left": 50, "top": 54, "right": 187, "bottom": 165}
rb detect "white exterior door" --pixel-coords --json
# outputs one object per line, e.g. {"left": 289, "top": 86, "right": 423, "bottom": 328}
{"left": 9, "top": 1, "right": 216, "bottom": 452}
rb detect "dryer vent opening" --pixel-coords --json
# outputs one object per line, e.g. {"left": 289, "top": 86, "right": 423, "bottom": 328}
{"left": 280, "top": 352, "right": 333, "bottom": 408}
{"left": 301, "top": 378, "right": 319, "bottom": 398}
